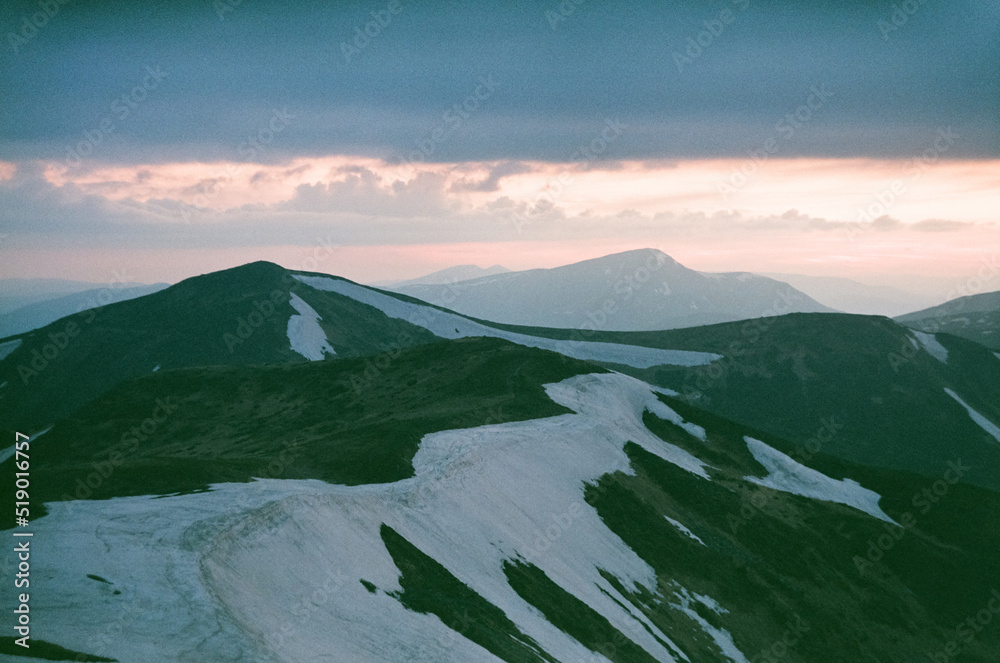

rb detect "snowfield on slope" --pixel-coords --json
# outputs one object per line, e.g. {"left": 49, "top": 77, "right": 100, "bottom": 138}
{"left": 910, "top": 331, "right": 948, "bottom": 364}
{"left": 743, "top": 436, "right": 897, "bottom": 524}
{"left": 945, "top": 388, "right": 1000, "bottom": 444}
{"left": 287, "top": 291, "right": 336, "bottom": 360}
{"left": 206, "top": 372, "right": 712, "bottom": 663}
{"left": 664, "top": 515, "right": 706, "bottom": 546}
{"left": 13, "top": 373, "right": 898, "bottom": 662}
{"left": 292, "top": 274, "right": 723, "bottom": 369}
{"left": 14, "top": 373, "right": 722, "bottom": 662}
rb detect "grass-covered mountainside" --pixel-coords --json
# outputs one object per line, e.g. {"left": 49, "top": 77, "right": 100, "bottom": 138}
{"left": 0, "top": 282, "right": 169, "bottom": 340}
{"left": 480, "top": 313, "right": 1000, "bottom": 490}
{"left": 0, "top": 261, "right": 439, "bottom": 429}
{"left": 896, "top": 289, "right": 1000, "bottom": 350}
{"left": 5, "top": 335, "right": 999, "bottom": 661}
{"left": 2, "top": 260, "right": 999, "bottom": 662}
{"left": 7, "top": 259, "right": 994, "bottom": 494}
{"left": 2, "top": 338, "right": 599, "bottom": 515}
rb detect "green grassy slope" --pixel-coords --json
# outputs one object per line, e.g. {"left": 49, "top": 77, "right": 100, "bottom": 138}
{"left": 382, "top": 524, "right": 559, "bottom": 663}
{"left": 3, "top": 327, "right": 998, "bottom": 660}
{"left": 505, "top": 313, "right": 1000, "bottom": 490}
{"left": 1, "top": 337, "right": 602, "bottom": 527}
{"left": 0, "top": 261, "right": 439, "bottom": 430}
{"left": 575, "top": 406, "right": 1000, "bottom": 663}
{"left": 896, "top": 290, "right": 1000, "bottom": 350}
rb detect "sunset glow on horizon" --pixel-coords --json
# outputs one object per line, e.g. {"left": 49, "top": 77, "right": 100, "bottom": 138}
{"left": 1, "top": 0, "right": 997, "bottom": 295}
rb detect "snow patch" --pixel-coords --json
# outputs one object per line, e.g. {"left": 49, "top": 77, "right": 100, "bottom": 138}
{"left": 664, "top": 515, "right": 706, "bottom": 546}
{"left": 945, "top": 388, "right": 1000, "bottom": 445}
{"left": 293, "top": 274, "right": 722, "bottom": 369}
{"left": 152, "top": 364, "right": 161, "bottom": 372}
{"left": 286, "top": 292, "right": 335, "bottom": 361}
{"left": 648, "top": 387, "right": 707, "bottom": 441}
{"left": 26, "top": 373, "right": 717, "bottom": 662}
{"left": 912, "top": 331, "right": 948, "bottom": 364}
{"left": 4, "top": 481, "right": 326, "bottom": 662}
{"left": 0, "top": 338, "right": 22, "bottom": 361}
{"left": 670, "top": 585, "right": 749, "bottom": 663}
{"left": 993, "top": 352, "right": 1000, "bottom": 362}
{"left": 743, "top": 436, "right": 897, "bottom": 524}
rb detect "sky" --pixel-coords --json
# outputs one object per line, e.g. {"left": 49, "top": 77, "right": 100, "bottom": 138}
{"left": 0, "top": 0, "right": 997, "bottom": 292}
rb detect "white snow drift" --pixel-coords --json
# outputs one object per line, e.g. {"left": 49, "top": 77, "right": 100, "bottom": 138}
{"left": 287, "top": 292, "right": 336, "bottom": 360}
{"left": 945, "top": 388, "right": 1000, "bottom": 445}
{"left": 18, "top": 373, "right": 735, "bottom": 663}
{"left": 292, "top": 274, "right": 722, "bottom": 370}
{"left": 206, "top": 372, "right": 711, "bottom": 663}
{"left": 17, "top": 373, "right": 900, "bottom": 662}
{"left": 743, "top": 436, "right": 897, "bottom": 524}
{"left": 911, "top": 331, "right": 949, "bottom": 364}
{"left": 664, "top": 516, "right": 706, "bottom": 546}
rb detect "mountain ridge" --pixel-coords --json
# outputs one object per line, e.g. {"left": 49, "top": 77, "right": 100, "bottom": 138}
{"left": 389, "top": 248, "right": 834, "bottom": 331}
{"left": 896, "top": 289, "right": 1000, "bottom": 350}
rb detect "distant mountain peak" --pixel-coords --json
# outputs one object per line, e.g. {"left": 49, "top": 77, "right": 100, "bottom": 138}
{"left": 389, "top": 249, "right": 829, "bottom": 331}
{"left": 593, "top": 247, "right": 676, "bottom": 263}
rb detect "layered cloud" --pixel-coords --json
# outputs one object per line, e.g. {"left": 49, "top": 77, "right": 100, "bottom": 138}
{"left": 2, "top": 157, "right": 994, "bottom": 257}
{"left": 1, "top": 0, "right": 997, "bottom": 282}
{"left": 2, "top": 0, "right": 998, "bottom": 165}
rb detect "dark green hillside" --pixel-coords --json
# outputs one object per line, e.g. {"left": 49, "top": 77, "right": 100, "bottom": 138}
{"left": 1, "top": 337, "right": 602, "bottom": 527}
{"left": 479, "top": 313, "right": 1000, "bottom": 490}
{"left": 382, "top": 524, "right": 559, "bottom": 663}
{"left": 896, "top": 289, "right": 1000, "bottom": 350}
{"left": 480, "top": 313, "right": 1000, "bottom": 489}
{"left": 0, "top": 261, "right": 439, "bottom": 429}
{"left": 577, "top": 416, "right": 1000, "bottom": 663}
{"left": 647, "top": 315, "right": 1000, "bottom": 489}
